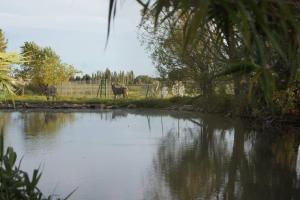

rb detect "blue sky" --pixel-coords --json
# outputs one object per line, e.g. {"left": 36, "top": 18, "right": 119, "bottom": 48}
{"left": 0, "top": 0, "right": 156, "bottom": 76}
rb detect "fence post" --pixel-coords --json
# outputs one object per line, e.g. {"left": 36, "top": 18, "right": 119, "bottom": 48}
{"left": 104, "top": 78, "right": 107, "bottom": 98}
{"left": 91, "top": 81, "right": 93, "bottom": 97}
{"left": 97, "top": 79, "right": 101, "bottom": 98}
{"left": 101, "top": 79, "right": 103, "bottom": 98}
{"left": 108, "top": 79, "right": 111, "bottom": 98}
{"left": 146, "top": 84, "right": 150, "bottom": 98}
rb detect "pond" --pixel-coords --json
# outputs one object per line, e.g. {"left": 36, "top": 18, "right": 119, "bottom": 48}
{"left": 1, "top": 110, "right": 300, "bottom": 200}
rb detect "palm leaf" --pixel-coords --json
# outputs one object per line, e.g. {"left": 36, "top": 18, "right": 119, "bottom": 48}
{"left": 216, "top": 61, "right": 275, "bottom": 106}
{"left": 0, "top": 52, "right": 22, "bottom": 98}
{"left": 215, "top": 62, "right": 258, "bottom": 77}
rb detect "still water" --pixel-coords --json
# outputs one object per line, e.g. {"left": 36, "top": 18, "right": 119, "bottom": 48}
{"left": 1, "top": 110, "right": 300, "bottom": 200}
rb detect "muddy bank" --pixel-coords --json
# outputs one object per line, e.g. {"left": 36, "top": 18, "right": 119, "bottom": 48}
{"left": 0, "top": 102, "right": 125, "bottom": 110}
{"left": 0, "top": 98, "right": 194, "bottom": 111}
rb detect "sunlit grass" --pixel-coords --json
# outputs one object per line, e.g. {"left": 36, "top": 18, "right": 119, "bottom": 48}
{"left": 4, "top": 95, "right": 194, "bottom": 109}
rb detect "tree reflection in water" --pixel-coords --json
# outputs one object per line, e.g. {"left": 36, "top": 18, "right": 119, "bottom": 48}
{"left": 0, "top": 110, "right": 299, "bottom": 199}
{"left": 20, "top": 112, "right": 76, "bottom": 136}
{"left": 145, "top": 116, "right": 300, "bottom": 200}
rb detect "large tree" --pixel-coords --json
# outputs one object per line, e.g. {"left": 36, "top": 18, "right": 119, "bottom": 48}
{"left": 140, "top": 14, "right": 227, "bottom": 96}
{"left": 19, "top": 42, "right": 76, "bottom": 93}
{"left": 109, "top": 0, "right": 300, "bottom": 107}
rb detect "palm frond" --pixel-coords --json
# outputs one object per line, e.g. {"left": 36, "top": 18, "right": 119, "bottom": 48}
{"left": 215, "top": 62, "right": 258, "bottom": 77}
{"left": 0, "top": 52, "right": 22, "bottom": 98}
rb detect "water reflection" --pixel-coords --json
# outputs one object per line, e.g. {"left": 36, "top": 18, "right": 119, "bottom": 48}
{"left": 146, "top": 116, "right": 300, "bottom": 200}
{"left": 0, "top": 112, "right": 11, "bottom": 132}
{"left": 0, "top": 110, "right": 299, "bottom": 200}
{"left": 20, "top": 112, "right": 76, "bottom": 136}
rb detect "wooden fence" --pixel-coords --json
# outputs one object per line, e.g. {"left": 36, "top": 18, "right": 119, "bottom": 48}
{"left": 55, "top": 80, "right": 201, "bottom": 98}
{"left": 56, "top": 81, "right": 159, "bottom": 98}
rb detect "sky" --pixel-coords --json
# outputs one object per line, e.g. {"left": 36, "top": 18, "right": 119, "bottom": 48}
{"left": 0, "top": 0, "right": 156, "bottom": 76}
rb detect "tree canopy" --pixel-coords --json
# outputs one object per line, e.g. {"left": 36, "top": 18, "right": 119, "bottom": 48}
{"left": 19, "top": 42, "right": 77, "bottom": 92}
{"left": 110, "top": 0, "right": 300, "bottom": 110}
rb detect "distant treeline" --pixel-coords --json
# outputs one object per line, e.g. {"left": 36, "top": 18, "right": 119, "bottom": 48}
{"left": 70, "top": 68, "right": 157, "bottom": 85}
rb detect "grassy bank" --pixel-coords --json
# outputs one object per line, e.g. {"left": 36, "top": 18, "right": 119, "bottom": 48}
{"left": 2, "top": 95, "right": 193, "bottom": 109}
{"left": 2, "top": 94, "right": 299, "bottom": 113}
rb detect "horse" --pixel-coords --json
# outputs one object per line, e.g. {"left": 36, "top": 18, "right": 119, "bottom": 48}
{"left": 111, "top": 83, "right": 128, "bottom": 99}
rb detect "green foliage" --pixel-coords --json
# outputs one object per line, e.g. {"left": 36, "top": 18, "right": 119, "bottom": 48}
{"left": 109, "top": 0, "right": 300, "bottom": 113}
{"left": 73, "top": 69, "right": 136, "bottom": 85}
{"left": 0, "top": 30, "right": 21, "bottom": 99}
{"left": 273, "top": 87, "right": 300, "bottom": 115}
{"left": 7, "top": 95, "right": 191, "bottom": 109}
{"left": 0, "top": 52, "right": 21, "bottom": 98}
{"left": 0, "top": 29, "right": 7, "bottom": 53}
{"left": 216, "top": 62, "right": 258, "bottom": 77}
{"left": 0, "top": 133, "right": 39, "bottom": 199}
{"left": 216, "top": 62, "right": 276, "bottom": 106}
{"left": 0, "top": 130, "right": 75, "bottom": 200}
{"left": 134, "top": 75, "right": 155, "bottom": 84}
{"left": 19, "top": 42, "right": 77, "bottom": 92}
{"left": 140, "top": 14, "right": 224, "bottom": 95}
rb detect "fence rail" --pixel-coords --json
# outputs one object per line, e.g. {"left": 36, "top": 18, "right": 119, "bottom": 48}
{"left": 56, "top": 82, "right": 159, "bottom": 98}
{"left": 55, "top": 80, "right": 198, "bottom": 98}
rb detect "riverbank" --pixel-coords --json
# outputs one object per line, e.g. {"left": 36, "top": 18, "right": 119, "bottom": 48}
{"left": 1, "top": 95, "right": 299, "bottom": 128}
{"left": 0, "top": 95, "right": 192, "bottom": 110}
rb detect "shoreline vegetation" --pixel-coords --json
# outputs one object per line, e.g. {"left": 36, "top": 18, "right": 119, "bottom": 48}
{"left": 1, "top": 95, "right": 299, "bottom": 129}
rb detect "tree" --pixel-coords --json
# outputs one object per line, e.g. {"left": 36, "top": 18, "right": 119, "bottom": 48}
{"left": 104, "top": 68, "right": 111, "bottom": 79}
{"left": 134, "top": 75, "right": 155, "bottom": 84}
{"left": 109, "top": 0, "right": 300, "bottom": 108}
{"left": 19, "top": 42, "right": 76, "bottom": 93}
{"left": 82, "top": 74, "right": 91, "bottom": 82}
{"left": 140, "top": 14, "right": 226, "bottom": 96}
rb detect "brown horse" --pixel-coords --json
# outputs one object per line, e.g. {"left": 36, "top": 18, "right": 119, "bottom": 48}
{"left": 111, "top": 83, "right": 128, "bottom": 99}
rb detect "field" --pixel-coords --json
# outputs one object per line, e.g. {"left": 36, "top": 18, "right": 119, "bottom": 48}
{"left": 4, "top": 95, "right": 194, "bottom": 109}
{"left": 55, "top": 82, "right": 160, "bottom": 99}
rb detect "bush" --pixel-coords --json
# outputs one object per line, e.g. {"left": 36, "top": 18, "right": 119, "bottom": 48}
{"left": 273, "top": 88, "right": 300, "bottom": 115}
